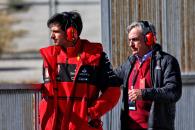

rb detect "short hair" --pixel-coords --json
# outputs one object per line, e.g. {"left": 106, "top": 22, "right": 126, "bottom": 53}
{"left": 47, "top": 11, "right": 83, "bottom": 36}
{"left": 127, "top": 21, "right": 156, "bottom": 36}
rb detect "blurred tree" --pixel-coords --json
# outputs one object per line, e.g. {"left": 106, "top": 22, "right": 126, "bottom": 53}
{"left": 8, "top": 0, "right": 30, "bottom": 11}
{"left": 0, "top": 10, "right": 27, "bottom": 54}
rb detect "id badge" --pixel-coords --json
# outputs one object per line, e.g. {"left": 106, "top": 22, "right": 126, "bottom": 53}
{"left": 128, "top": 100, "right": 136, "bottom": 110}
{"left": 128, "top": 88, "right": 136, "bottom": 110}
{"left": 140, "top": 78, "right": 145, "bottom": 89}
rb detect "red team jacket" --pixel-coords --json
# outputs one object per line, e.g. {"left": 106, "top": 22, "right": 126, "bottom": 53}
{"left": 39, "top": 39, "right": 120, "bottom": 130}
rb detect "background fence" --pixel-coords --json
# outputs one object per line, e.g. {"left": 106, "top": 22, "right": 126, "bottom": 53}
{"left": 0, "top": 84, "right": 41, "bottom": 130}
{"left": 101, "top": 0, "right": 195, "bottom": 130}
{"left": 105, "top": 0, "right": 195, "bottom": 73}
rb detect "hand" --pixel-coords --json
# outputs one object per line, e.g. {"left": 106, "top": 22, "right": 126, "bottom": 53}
{"left": 128, "top": 89, "right": 142, "bottom": 101}
{"left": 88, "top": 108, "right": 103, "bottom": 128}
{"left": 88, "top": 118, "right": 103, "bottom": 128}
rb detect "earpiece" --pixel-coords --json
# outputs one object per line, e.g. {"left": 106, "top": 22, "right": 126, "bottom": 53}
{"left": 139, "top": 21, "right": 156, "bottom": 46}
{"left": 66, "top": 26, "right": 78, "bottom": 42}
{"left": 62, "top": 12, "right": 78, "bottom": 42}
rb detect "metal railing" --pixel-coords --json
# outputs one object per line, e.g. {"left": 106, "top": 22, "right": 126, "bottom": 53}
{"left": 1, "top": 75, "right": 195, "bottom": 130}
{"left": 0, "top": 84, "right": 41, "bottom": 130}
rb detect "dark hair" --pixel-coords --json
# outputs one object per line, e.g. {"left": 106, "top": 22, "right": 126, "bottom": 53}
{"left": 47, "top": 11, "right": 83, "bottom": 36}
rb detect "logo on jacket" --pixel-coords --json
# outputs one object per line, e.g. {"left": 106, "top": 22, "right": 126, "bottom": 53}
{"left": 76, "top": 66, "right": 97, "bottom": 84}
{"left": 77, "top": 68, "right": 89, "bottom": 81}
{"left": 81, "top": 68, "right": 88, "bottom": 75}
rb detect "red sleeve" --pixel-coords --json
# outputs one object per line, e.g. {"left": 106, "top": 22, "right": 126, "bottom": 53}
{"left": 88, "top": 86, "right": 121, "bottom": 119}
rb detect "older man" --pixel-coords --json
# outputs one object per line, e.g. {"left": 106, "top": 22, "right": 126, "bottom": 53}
{"left": 115, "top": 21, "right": 182, "bottom": 130}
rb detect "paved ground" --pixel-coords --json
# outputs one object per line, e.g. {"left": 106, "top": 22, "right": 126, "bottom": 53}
{"left": 0, "top": 53, "right": 43, "bottom": 83}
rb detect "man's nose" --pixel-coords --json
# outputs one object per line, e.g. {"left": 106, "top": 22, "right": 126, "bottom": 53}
{"left": 50, "top": 32, "right": 54, "bottom": 39}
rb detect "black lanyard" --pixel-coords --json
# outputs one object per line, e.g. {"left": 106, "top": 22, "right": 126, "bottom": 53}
{"left": 131, "top": 67, "right": 139, "bottom": 88}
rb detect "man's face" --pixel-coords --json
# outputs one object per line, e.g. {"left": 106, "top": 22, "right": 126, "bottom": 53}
{"left": 50, "top": 23, "right": 74, "bottom": 48}
{"left": 128, "top": 27, "right": 151, "bottom": 57}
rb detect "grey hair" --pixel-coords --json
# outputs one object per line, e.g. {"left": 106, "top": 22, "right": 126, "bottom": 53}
{"left": 126, "top": 21, "right": 156, "bottom": 36}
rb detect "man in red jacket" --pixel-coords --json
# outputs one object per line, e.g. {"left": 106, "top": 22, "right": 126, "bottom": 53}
{"left": 39, "top": 11, "right": 121, "bottom": 130}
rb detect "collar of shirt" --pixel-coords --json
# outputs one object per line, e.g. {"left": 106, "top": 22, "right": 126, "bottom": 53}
{"left": 135, "top": 50, "right": 152, "bottom": 65}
